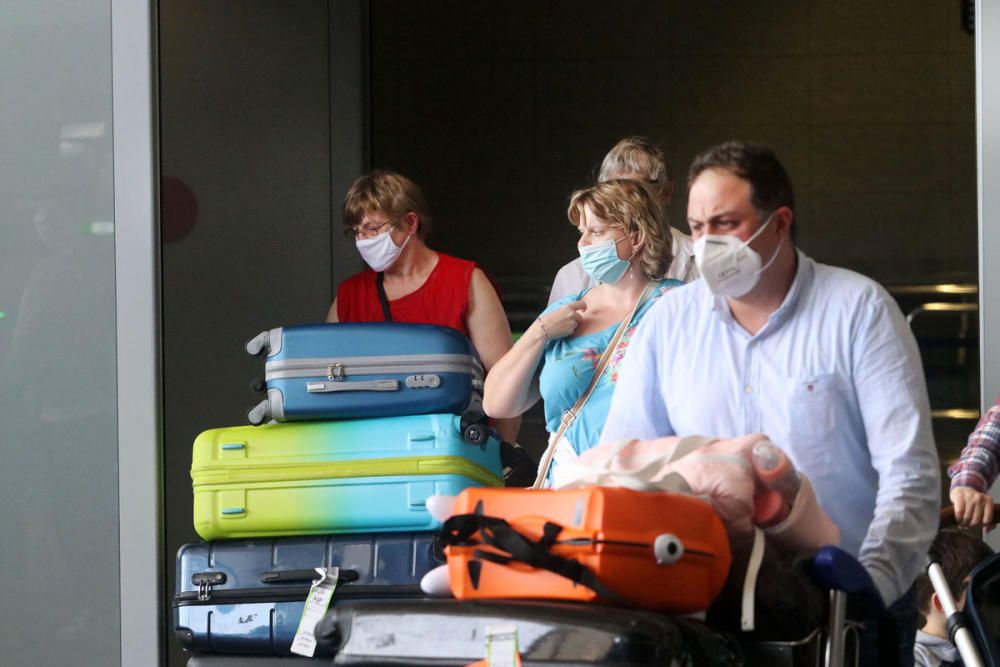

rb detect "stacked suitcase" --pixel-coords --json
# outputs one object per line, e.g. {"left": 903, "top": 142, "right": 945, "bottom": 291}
{"left": 173, "top": 323, "right": 505, "bottom": 661}
{"left": 311, "top": 485, "right": 742, "bottom": 666}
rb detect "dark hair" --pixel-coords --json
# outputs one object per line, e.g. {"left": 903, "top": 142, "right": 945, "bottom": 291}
{"left": 687, "top": 141, "right": 795, "bottom": 239}
{"left": 915, "top": 529, "right": 994, "bottom": 621}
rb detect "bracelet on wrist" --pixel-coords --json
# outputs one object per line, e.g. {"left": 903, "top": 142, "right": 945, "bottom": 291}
{"left": 536, "top": 317, "right": 551, "bottom": 342}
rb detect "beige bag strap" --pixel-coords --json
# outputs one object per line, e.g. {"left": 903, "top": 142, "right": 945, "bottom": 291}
{"left": 532, "top": 282, "right": 656, "bottom": 489}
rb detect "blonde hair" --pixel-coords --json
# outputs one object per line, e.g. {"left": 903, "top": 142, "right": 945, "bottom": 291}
{"left": 598, "top": 136, "right": 673, "bottom": 204}
{"left": 343, "top": 170, "right": 431, "bottom": 238}
{"left": 567, "top": 179, "right": 672, "bottom": 281}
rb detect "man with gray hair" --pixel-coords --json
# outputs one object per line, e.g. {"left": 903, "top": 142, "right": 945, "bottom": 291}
{"left": 547, "top": 136, "right": 698, "bottom": 305}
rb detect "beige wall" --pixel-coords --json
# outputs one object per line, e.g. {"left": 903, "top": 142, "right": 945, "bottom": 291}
{"left": 369, "top": 0, "right": 975, "bottom": 289}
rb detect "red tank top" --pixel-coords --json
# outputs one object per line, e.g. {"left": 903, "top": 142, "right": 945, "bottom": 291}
{"left": 336, "top": 253, "right": 476, "bottom": 336}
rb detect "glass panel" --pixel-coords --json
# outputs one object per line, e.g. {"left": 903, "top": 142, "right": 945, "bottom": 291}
{"left": 0, "top": 1, "right": 120, "bottom": 664}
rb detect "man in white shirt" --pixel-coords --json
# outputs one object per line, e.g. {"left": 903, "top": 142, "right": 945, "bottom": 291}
{"left": 548, "top": 137, "right": 698, "bottom": 305}
{"left": 601, "top": 141, "right": 939, "bottom": 666}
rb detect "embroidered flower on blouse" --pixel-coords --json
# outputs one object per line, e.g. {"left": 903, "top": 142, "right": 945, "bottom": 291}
{"left": 607, "top": 326, "right": 636, "bottom": 383}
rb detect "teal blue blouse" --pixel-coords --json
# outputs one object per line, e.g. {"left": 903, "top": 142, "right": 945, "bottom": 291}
{"left": 537, "top": 279, "right": 681, "bottom": 459}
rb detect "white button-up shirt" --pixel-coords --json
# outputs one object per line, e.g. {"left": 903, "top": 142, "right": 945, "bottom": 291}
{"left": 600, "top": 251, "right": 940, "bottom": 605}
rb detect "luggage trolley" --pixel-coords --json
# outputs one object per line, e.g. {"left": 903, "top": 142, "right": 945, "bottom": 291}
{"left": 742, "top": 545, "right": 881, "bottom": 667}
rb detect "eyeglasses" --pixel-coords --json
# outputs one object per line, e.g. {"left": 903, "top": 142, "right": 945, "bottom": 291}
{"left": 344, "top": 219, "right": 394, "bottom": 241}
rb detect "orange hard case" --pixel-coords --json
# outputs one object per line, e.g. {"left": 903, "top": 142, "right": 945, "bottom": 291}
{"left": 443, "top": 486, "right": 731, "bottom": 613}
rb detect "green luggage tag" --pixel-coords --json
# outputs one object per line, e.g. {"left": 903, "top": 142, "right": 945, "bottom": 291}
{"left": 289, "top": 566, "right": 339, "bottom": 657}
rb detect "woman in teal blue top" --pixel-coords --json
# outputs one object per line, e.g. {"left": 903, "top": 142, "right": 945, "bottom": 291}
{"left": 484, "top": 179, "right": 682, "bottom": 484}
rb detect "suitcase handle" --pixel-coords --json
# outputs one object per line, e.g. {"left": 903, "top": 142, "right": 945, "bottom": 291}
{"left": 259, "top": 568, "right": 360, "bottom": 585}
{"left": 306, "top": 379, "right": 400, "bottom": 393}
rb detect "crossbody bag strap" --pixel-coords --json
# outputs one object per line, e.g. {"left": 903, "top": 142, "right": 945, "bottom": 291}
{"left": 440, "top": 513, "right": 628, "bottom": 605}
{"left": 532, "top": 282, "right": 657, "bottom": 489}
{"left": 375, "top": 272, "right": 393, "bottom": 322}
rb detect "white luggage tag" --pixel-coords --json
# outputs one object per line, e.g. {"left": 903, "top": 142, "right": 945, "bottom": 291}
{"left": 486, "top": 624, "right": 520, "bottom": 667}
{"left": 290, "top": 566, "right": 339, "bottom": 657}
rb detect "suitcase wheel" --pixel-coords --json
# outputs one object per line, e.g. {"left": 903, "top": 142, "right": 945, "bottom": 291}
{"left": 462, "top": 422, "right": 487, "bottom": 445}
{"left": 249, "top": 377, "right": 267, "bottom": 393}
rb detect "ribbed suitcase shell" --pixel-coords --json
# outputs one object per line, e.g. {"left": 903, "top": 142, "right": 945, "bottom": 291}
{"left": 174, "top": 533, "right": 441, "bottom": 655}
{"left": 314, "top": 599, "right": 726, "bottom": 666}
{"left": 191, "top": 414, "right": 503, "bottom": 541}
{"left": 248, "top": 323, "right": 483, "bottom": 423}
{"left": 444, "top": 486, "right": 731, "bottom": 613}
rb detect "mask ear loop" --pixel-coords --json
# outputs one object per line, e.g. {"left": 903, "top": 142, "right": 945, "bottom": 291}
{"left": 622, "top": 230, "right": 643, "bottom": 278}
{"left": 738, "top": 211, "right": 774, "bottom": 250}
{"left": 755, "top": 236, "right": 783, "bottom": 275}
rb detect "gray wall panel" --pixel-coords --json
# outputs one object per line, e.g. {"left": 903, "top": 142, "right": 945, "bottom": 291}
{"left": 159, "top": 2, "right": 334, "bottom": 663}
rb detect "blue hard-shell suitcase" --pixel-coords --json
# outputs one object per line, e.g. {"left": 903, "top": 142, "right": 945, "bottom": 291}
{"left": 245, "top": 323, "right": 484, "bottom": 430}
{"left": 174, "top": 532, "right": 442, "bottom": 656}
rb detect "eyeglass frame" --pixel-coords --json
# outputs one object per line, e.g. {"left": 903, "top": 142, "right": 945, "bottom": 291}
{"left": 344, "top": 218, "right": 397, "bottom": 241}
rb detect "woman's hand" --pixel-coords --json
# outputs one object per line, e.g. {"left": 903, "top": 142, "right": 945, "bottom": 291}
{"left": 950, "top": 486, "right": 995, "bottom": 528}
{"left": 536, "top": 300, "right": 587, "bottom": 341}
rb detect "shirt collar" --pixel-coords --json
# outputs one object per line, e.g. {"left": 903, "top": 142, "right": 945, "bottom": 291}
{"left": 708, "top": 249, "right": 814, "bottom": 332}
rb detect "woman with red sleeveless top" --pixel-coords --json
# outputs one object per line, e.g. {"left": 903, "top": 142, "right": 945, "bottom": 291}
{"left": 327, "top": 171, "right": 519, "bottom": 442}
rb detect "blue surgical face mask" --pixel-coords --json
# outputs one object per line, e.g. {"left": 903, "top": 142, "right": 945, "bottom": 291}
{"left": 579, "top": 236, "right": 631, "bottom": 285}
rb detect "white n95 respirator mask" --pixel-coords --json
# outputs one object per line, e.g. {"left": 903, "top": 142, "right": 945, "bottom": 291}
{"left": 693, "top": 214, "right": 782, "bottom": 298}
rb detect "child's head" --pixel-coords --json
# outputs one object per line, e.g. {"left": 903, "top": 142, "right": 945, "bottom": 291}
{"left": 915, "top": 529, "right": 994, "bottom": 629}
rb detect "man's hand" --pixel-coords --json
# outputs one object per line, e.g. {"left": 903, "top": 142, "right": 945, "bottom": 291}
{"left": 950, "top": 486, "right": 995, "bottom": 528}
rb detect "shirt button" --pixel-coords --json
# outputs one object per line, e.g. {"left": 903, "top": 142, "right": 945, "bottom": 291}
{"left": 745, "top": 385, "right": 753, "bottom": 395}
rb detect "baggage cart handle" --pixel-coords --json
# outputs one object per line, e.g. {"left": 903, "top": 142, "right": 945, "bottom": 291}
{"left": 939, "top": 502, "right": 1000, "bottom": 530}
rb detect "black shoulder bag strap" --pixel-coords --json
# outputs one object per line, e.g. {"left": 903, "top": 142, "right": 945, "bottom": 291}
{"left": 376, "top": 272, "right": 393, "bottom": 322}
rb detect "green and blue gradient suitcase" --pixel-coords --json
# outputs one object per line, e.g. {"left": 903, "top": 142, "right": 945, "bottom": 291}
{"left": 191, "top": 413, "right": 503, "bottom": 541}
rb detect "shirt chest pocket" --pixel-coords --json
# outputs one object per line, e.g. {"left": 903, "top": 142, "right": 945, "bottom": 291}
{"left": 785, "top": 373, "right": 845, "bottom": 440}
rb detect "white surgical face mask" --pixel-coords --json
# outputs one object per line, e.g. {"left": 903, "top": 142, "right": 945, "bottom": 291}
{"left": 693, "top": 214, "right": 782, "bottom": 298}
{"left": 356, "top": 229, "right": 410, "bottom": 272}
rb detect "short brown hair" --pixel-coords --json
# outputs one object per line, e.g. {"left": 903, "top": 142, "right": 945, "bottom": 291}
{"left": 567, "top": 179, "right": 672, "bottom": 281}
{"left": 688, "top": 141, "right": 795, "bottom": 241}
{"left": 342, "top": 170, "right": 432, "bottom": 239}
{"left": 915, "top": 529, "right": 994, "bottom": 620}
